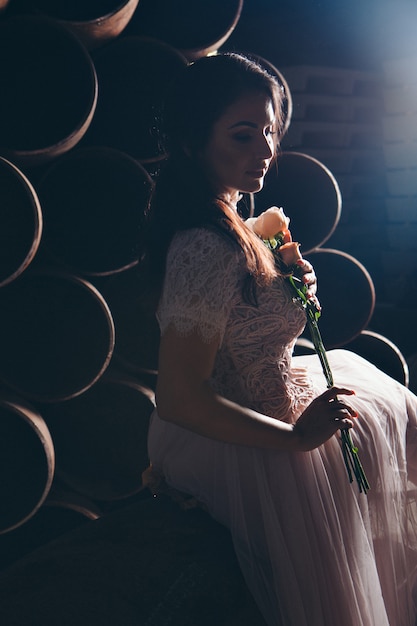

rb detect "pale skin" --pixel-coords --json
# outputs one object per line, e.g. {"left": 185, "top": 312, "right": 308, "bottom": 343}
{"left": 156, "top": 91, "right": 358, "bottom": 452}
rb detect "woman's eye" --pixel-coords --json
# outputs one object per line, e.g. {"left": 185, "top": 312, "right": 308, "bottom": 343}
{"left": 233, "top": 134, "right": 252, "bottom": 143}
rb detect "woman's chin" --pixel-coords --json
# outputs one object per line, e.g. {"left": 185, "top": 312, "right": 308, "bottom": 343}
{"left": 245, "top": 179, "right": 265, "bottom": 194}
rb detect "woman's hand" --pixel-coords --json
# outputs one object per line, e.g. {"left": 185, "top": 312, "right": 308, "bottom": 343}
{"left": 293, "top": 387, "right": 358, "bottom": 451}
{"left": 157, "top": 325, "right": 355, "bottom": 453}
{"left": 295, "top": 258, "right": 321, "bottom": 311}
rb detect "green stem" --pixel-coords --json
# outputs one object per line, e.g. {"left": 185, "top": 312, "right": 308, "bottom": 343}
{"left": 287, "top": 273, "right": 370, "bottom": 494}
{"left": 341, "top": 430, "right": 370, "bottom": 493}
{"left": 306, "top": 314, "right": 334, "bottom": 389}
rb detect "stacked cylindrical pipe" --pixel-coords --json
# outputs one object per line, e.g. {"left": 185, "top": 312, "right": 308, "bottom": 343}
{"left": 0, "top": 0, "right": 408, "bottom": 558}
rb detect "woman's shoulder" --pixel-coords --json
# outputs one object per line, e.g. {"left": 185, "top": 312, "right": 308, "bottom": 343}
{"left": 170, "top": 226, "right": 242, "bottom": 261}
{"left": 158, "top": 226, "right": 245, "bottom": 340}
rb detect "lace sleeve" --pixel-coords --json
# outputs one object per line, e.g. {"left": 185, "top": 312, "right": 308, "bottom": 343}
{"left": 157, "top": 228, "right": 243, "bottom": 345}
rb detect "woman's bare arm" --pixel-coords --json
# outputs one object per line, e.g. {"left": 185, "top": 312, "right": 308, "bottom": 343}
{"left": 155, "top": 325, "right": 357, "bottom": 452}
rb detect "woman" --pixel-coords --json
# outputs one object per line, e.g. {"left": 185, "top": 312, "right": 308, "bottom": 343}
{"left": 141, "top": 53, "right": 417, "bottom": 625}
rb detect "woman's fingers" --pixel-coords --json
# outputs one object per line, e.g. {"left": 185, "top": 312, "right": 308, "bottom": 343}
{"left": 329, "top": 399, "right": 358, "bottom": 418}
{"left": 295, "top": 259, "right": 318, "bottom": 300}
{"left": 320, "top": 388, "right": 358, "bottom": 430}
{"left": 321, "top": 387, "right": 358, "bottom": 416}
{"left": 294, "top": 387, "right": 359, "bottom": 450}
{"left": 307, "top": 294, "right": 321, "bottom": 311}
{"left": 296, "top": 258, "right": 313, "bottom": 273}
{"left": 320, "top": 386, "right": 356, "bottom": 400}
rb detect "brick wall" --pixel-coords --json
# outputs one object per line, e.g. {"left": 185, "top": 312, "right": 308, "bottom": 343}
{"left": 278, "top": 62, "right": 417, "bottom": 360}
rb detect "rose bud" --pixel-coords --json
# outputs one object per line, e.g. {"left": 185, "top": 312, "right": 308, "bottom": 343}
{"left": 279, "top": 241, "right": 303, "bottom": 267}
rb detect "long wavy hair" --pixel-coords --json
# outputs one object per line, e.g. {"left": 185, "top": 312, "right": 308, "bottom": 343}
{"left": 139, "top": 52, "right": 285, "bottom": 306}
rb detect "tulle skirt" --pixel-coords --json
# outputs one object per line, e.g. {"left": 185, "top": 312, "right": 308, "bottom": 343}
{"left": 148, "top": 350, "right": 417, "bottom": 626}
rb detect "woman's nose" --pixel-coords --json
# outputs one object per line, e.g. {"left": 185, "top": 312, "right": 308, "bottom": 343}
{"left": 257, "top": 133, "right": 274, "bottom": 159}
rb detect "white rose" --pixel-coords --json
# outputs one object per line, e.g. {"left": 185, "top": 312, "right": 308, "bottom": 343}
{"left": 247, "top": 206, "right": 290, "bottom": 239}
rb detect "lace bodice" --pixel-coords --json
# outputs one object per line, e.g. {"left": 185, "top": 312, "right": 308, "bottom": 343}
{"left": 157, "top": 227, "right": 315, "bottom": 421}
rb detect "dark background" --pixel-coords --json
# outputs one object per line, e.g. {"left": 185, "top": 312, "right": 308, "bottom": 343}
{"left": 0, "top": 2, "right": 416, "bottom": 618}
{"left": 226, "top": 0, "right": 417, "bottom": 69}
{"left": 224, "top": 0, "right": 417, "bottom": 369}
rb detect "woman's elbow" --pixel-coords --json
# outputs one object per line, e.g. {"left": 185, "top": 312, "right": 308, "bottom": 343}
{"left": 155, "top": 380, "right": 203, "bottom": 426}
{"left": 155, "top": 392, "right": 171, "bottom": 422}
{"left": 155, "top": 388, "right": 183, "bottom": 423}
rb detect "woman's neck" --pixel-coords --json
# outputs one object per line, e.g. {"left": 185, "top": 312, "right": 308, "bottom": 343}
{"left": 218, "top": 190, "right": 241, "bottom": 210}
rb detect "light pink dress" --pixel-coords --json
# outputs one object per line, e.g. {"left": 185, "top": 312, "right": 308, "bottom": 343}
{"left": 148, "top": 227, "right": 417, "bottom": 626}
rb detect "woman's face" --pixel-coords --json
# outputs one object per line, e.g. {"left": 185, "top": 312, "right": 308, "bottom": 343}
{"left": 199, "top": 91, "right": 276, "bottom": 204}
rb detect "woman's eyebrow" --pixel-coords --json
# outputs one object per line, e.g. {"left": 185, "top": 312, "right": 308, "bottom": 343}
{"left": 228, "top": 121, "right": 258, "bottom": 129}
{"left": 228, "top": 119, "right": 275, "bottom": 130}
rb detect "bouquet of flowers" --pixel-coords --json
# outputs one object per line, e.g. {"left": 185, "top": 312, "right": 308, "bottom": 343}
{"left": 247, "top": 207, "right": 369, "bottom": 494}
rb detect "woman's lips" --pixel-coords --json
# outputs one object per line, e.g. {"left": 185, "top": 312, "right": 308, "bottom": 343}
{"left": 246, "top": 169, "right": 266, "bottom": 177}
